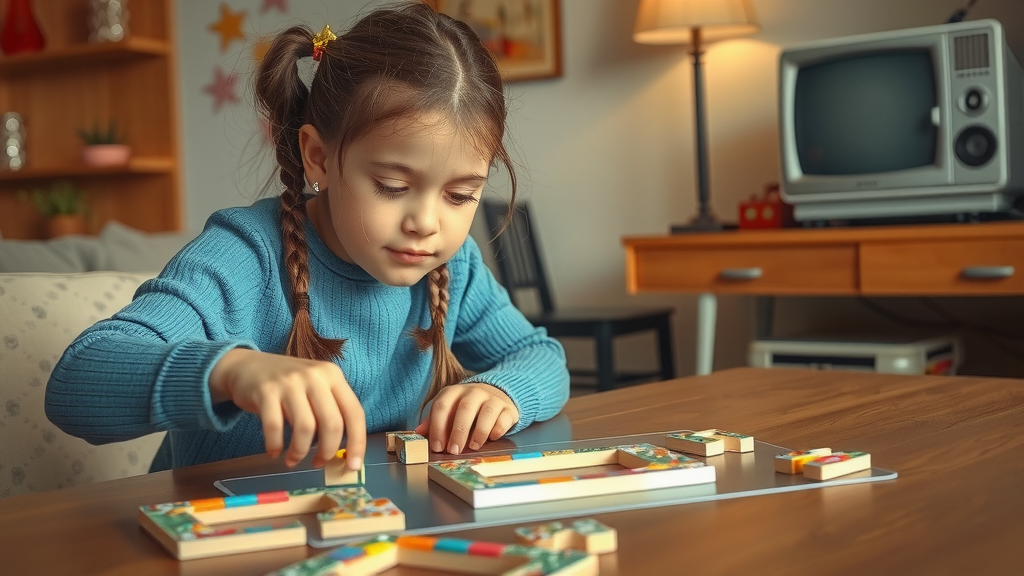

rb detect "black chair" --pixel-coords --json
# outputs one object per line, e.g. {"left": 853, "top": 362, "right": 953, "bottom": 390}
{"left": 482, "top": 200, "right": 676, "bottom": 392}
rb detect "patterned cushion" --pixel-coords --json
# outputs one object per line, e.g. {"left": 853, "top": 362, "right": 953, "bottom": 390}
{"left": 0, "top": 272, "right": 166, "bottom": 497}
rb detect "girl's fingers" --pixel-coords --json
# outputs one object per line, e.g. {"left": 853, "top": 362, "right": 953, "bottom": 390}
{"left": 258, "top": 394, "right": 285, "bottom": 459}
{"left": 332, "top": 383, "right": 366, "bottom": 470}
{"left": 427, "top": 392, "right": 459, "bottom": 453}
{"left": 489, "top": 408, "right": 517, "bottom": 441}
{"left": 281, "top": 389, "right": 317, "bottom": 467}
{"left": 468, "top": 399, "right": 502, "bottom": 451}
{"left": 446, "top": 393, "right": 486, "bottom": 455}
{"left": 308, "top": 384, "right": 344, "bottom": 468}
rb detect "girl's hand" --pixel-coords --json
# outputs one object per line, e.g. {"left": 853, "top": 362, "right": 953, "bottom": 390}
{"left": 414, "top": 383, "right": 519, "bottom": 455}
{"left": 208, "top": 348, "right": 366, "bottom": 470}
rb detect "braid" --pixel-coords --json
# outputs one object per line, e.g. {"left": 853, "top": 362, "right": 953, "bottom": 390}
{"left": 279, "top": 185, "right": 346, "bottom": 362}
{"left": 413, "top": 263, "right": 466, "bottom": 414}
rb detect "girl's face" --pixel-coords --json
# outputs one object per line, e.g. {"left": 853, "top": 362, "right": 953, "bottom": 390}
{"left": 310, "top": 113, "right": 490, "bottom": 287}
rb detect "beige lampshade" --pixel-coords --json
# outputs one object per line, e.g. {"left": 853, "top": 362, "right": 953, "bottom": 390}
{"left": 634, "top": 0, "right": 759, "bottom": 45}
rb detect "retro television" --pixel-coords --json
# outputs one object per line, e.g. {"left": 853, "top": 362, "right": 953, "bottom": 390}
{"left": 778, "top": 19, "right": 1024, "bottom": 223}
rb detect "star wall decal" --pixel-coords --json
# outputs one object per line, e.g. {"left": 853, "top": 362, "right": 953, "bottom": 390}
{"left": 261, "top": 0, "right": 288, "bottom": 14}
{"left": 208, "top": 3, "right": 246, "bottom": 53}
{"left": 252, "top": 37, "right": 272, "bottom": 61}
{"left": 203, "top": 66, "right": 240, "bottom": 113}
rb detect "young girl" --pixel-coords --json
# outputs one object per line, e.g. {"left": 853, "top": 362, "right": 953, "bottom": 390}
{"left": 44, "top": 2, "right": 569, "bottom": 475}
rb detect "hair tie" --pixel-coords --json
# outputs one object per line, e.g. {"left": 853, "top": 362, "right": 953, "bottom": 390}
{"left": 298, "top": 24, "right": 336, "bottom": 91}
{"left": 311, "top": 24, "right": 336, "bottom": 61}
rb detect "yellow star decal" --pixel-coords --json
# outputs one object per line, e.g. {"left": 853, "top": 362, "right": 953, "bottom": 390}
{"left": 312, "top": 24, "right": 336, "bottom": 60}
{"left": 208, "top": 3, "right": 247, "bottom": 53}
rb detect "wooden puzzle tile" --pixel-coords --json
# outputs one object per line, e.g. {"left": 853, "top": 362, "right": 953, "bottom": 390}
{"left": 395, "top": 433, "right": 429, "bottom": 464}
{"left": 325, "top": 448, "right": 366, "bottom": 486}
{"left": 514, "top": 518, "right": 617, "bottom": 554}
{"left": 318, "top": 487, "right": 405, "bottom": 539}
{"left": 139, "top": 486, "right": 404, "bottom": 560}
{"left": 267, "top": 533, "right": 598, "bottom": 576}
{"left": 803, "top": 451, "right": 872, "bottom": 481}
{"left": 700, "top": 429, "right": 755, "bottom": 453}
{"left": 385, "top": 430, "right": 415, "bottom": 452}
{"left": 429, "top": 443, "right": 715, "bottom": 508}
{"left": 664, "top": 432, "right": 725, "bottom": 456}
{"left": 774, "top": 448, "right": 832, "bottom": 474}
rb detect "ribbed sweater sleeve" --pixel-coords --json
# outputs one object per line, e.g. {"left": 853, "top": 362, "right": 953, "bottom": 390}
{"left": 45, "top": 213, "right": 269, "bottom": 444}
{"left": 450, "top": 238, "right": 570, "bottom": 433}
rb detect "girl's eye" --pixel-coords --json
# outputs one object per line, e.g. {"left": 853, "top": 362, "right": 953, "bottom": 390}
{"left": 374, "top": 181, "right": 407, "bottom": 198}
{"left": 446, "top": 191, "right": 479, "bottom": 206}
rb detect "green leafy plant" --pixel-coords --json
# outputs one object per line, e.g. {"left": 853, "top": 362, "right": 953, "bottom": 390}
{"left": 19, "top": 180, "right": 88, "bottom": 216}
{"left": 77, "top": 120, "right": 122, "bottom": 146}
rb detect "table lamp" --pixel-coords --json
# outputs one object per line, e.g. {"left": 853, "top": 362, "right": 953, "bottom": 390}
{"left": 634, "top": 0, "right": 758, "bottom": 233}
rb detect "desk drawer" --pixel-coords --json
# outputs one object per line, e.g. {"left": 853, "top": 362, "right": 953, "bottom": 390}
{"left": 628, "top": 245, "right": 858, "bottom": 294}
{"left": 861, "top": 239, "right": 1024, "bottom": 295}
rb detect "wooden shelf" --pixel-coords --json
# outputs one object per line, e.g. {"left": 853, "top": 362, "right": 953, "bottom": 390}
{"left": 0, "top": 1, "right": 181, "bottom": 240}
{"left": 0, "top": 157, "right": 175, "bottom": 182}
{"left": 0, "top": 37, "right": 170, "bottom": 75}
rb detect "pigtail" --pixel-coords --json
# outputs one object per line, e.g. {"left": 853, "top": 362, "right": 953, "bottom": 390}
{"left": 413, "top": 264, "right": 467, "bottom": 414}
{"left": 255, "top": 26, "right": 344, "bottom": 361}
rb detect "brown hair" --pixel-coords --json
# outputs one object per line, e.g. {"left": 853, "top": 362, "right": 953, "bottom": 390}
{"left": 254, "top": 2, "right": 516, "bottom": 411}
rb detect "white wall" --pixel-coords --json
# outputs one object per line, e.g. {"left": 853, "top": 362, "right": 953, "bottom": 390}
{"left": 175, "top": 0, "right": 1024, "bottom": 379}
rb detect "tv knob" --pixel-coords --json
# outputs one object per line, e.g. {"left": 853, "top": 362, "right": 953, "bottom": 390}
{"left": 954, "top": 125, "right": 997, "bottom": 167}
{"left": 962, "top": 88, "right": 987, "bottom": 113}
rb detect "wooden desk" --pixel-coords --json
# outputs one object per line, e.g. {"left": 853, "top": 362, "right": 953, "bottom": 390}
{"left": 2, "top": 368, "right": 1022, "bottom": 575}
{"left": 623, "top": 221, "right": 1024, "bottom": 374}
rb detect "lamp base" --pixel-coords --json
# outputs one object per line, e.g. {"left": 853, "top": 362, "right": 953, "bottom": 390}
{"left": 670, "top": 211, "right": 729, "bottom": 234}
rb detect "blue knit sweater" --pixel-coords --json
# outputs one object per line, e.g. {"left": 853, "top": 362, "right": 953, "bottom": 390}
{"left": 44, "top": 198, "right": 569, "bottom": 471}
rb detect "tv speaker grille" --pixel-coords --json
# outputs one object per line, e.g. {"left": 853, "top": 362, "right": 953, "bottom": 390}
{"left": 954, "top": 33, "right": 990, "bottom": 71}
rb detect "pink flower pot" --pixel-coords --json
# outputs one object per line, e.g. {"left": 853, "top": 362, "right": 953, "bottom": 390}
{"left": 81, "top": 144, "right": 131, "bottom": 167}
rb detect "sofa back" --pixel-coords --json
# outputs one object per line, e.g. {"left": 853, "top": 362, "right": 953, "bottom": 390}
{"left": 0, "top": 271, "right": 166, "bottom": 497}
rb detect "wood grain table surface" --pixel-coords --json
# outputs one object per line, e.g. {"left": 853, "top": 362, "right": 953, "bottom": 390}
{"left": 3, "top": 367, "right": 1022, "bottom": 575}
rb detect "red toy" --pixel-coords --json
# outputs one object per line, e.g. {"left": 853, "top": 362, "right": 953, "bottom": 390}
{"left": 738, "top": 184, "right": 794, "bottom": 229}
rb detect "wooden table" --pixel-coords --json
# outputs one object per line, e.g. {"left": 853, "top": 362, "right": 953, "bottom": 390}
{"left": 3, "top": 367, "right": 1023, "bottom": 575}
{"left": 623, "top": 221, "right": 1024, "bottom": 374}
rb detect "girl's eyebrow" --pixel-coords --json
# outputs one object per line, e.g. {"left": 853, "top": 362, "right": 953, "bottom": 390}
{"left": 370, "top": 161, "right": 488, "bottom": 183}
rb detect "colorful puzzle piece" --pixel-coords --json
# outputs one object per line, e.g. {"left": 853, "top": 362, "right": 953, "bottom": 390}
{"left": 267, "top": 533, "right": 598, "bottom": 576}
{"left": 803, "top": 451, "right": 872, "bottom": 481}
{"left": 325, "top": 448, "right": 366, "bottom": 486}
{"left": 665, "top": 429, "right": 754, "bottom": 456}
{"left": 429, "top": 443, "right": 715, "bottom": 508}
{"left": 514, "top": 518, "right": 617, "bottom": 554}
{"left": 664, "top": 432, "right": 725, "bottom": 456}
{"left": 774, "top": 448, "right": 832, "bottom": 474}
{"left": 387, "top": 431, "right": 429, "bottom": 464}
{"left": 385, "top": 430, "right": 415, "bottom": 452}
{"left": 138, "top": 486, "right": 404, "bottom": 560}
{"left": 696, "top": 429, "right": 755, "bottom": 453}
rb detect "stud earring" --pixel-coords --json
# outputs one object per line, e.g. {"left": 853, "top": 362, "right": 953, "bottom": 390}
{"left": 312, "top": 181, "right": 320, "bottom": 193}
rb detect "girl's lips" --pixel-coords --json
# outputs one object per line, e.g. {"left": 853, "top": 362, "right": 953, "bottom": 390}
{"left": 387, "top": 247, "right": 431, "bottom": 264}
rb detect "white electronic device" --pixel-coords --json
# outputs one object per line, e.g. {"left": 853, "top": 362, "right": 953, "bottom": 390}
{"left": 748, "top": 335, "right": 962, "bottom": 375}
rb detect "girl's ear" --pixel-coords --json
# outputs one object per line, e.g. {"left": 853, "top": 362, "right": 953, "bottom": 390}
{"left": 298, "top": 124, "right": 329, "bottom": 189}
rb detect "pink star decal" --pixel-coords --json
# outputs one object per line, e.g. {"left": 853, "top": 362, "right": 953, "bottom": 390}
{"left": 261, "top": 0, "right": 288, "bottom": 13}
{"left": 202, "top": 66, "right": 239, "bottom": 113}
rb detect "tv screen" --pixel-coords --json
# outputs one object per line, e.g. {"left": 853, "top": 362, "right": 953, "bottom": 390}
{"left": 794, "top": 49, "right": 938, "bottom": 176}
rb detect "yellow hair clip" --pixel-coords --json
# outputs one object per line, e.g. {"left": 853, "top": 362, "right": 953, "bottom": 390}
{"left": 312, "top": 24, "right": 336, "bottom": 61}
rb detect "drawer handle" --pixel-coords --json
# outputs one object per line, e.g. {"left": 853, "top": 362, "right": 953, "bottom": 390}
{"left": 962, "top": 266, "right": 1015, "bottom": 279}
{"left": 720, "top": 267, "right": 763, "bottom": 280}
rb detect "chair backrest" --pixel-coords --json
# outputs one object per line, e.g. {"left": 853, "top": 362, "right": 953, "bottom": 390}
{"left": 0, "top": 271, "right": 166, "bottom": 497}
{"left": 481, "top": 200, "right": 555, "bottom": 313}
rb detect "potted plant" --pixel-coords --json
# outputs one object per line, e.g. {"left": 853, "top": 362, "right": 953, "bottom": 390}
{"left": 21, "top": 180, "right": 90, "bottom": 238}
{"left": 78, "top": 120, "right": 131, "bottom": 167}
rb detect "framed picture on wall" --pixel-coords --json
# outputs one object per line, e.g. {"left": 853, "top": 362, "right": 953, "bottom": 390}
{"left": 427, "top": 0, "right": 562, "bottom": 82}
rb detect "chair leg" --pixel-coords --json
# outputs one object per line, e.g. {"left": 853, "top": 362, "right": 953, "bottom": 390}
{"left": 656, "top": 316, "right": 675, "bottom": 381}
{"left": 594, "top": 322, "right": 615, "bottom": 392}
